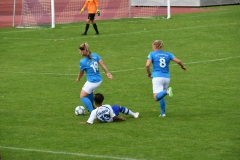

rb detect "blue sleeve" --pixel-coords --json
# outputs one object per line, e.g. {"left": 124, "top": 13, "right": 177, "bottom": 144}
{"left": 80, "top": 60, "right": 85, "bottom": 71}
{"left": 147, "top": 52, "right": 152, "bottom": 60}
{"left": 169, "top": 53, "right": 175, "bottom": 60}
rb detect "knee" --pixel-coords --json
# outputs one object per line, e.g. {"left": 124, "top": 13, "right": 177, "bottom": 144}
{"left": 80, "top": 92, "right": 88, "bottom": 99}
{"left": 153, "top": 95, "right": 158, "bottom": 101}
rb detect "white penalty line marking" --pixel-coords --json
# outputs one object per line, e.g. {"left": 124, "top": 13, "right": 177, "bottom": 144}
{"left": 111, "top": 55, "right": 240, "bottom": 73}
{"left": 0, "top": 22, "right": 239, "bottom": 41}
{"left": 0, "top": 56, "right": 239, "bottom": 76}
{"left": 0, "top": 146, "right": 142, "bottom": 160}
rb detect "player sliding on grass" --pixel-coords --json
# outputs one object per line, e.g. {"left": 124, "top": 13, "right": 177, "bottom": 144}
{"left": 80, "top": 0, "right": 100, "bottom": 36}
{"left": 80, "top": 93, "right": 139, "bottom": 124}
{"left": 145, "top": 40, "right": 187, "bottom": 117}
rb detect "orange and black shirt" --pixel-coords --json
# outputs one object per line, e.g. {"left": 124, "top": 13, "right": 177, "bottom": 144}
{"left": 83, "top": 0, "right": 99, "bottom": 14}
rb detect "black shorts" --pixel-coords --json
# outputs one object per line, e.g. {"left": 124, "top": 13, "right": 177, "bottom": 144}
{"left": 88, "top": 14, "right": 96, "bottom": 20}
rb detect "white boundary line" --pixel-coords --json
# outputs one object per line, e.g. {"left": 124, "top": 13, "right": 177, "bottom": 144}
{"left": 112, "top": 55, "right": 240, "bottom": 72}
{"left": 0, "top": 56, "right": 239, "bottom": 76}
{"left": 0, "top": 146, "right": 142, "bottom": 160}
{"left": 1, "top": 22, "right": 238, "bottom": 41}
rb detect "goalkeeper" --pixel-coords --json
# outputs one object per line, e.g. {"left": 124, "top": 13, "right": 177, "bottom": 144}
{"left": 80, "top": 0, "right": 100, "bottom": 36}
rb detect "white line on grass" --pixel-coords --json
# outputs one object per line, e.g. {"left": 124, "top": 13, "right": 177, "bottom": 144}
{"left": 112, "top": 55, "right": 240, "bottom": 72}
{"left": 0, "top": 22, "right": 239, "bottom": 41}
{"left": 0, "top": 56, "right": 239, "bottom": 76}
{"left": 0, "top": 146, "right": 142, "bottom": 160}
{"left": 84, "top": 22, "right": 239, "bottom": 39}
{"left": 174, "top": 9, "right": 240, "bottom": 19}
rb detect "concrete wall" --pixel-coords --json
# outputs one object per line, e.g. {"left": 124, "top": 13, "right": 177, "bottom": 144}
{"left": 170, "top": 0, "right": 240, "bottom": 6}
{"left": 200, "top": 0, "right": 240, "bottom": 6}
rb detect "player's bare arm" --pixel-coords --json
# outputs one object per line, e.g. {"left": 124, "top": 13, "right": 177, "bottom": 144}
{"left": 98, "top": 59, "right": 113, "bottom": 79}
{"left": 172, "top": 57, "right": 187, "bottom": 71}
{"left": 146, "top": 59, "right": 152, "bottom": 78}
{"left": 76, "top": 70, "right": 84, "bottom": 81}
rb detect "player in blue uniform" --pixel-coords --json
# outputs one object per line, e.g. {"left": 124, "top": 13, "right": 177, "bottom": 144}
{"left": 145, "top": 40, "right": 187, "bottom": 117}
{"left": 76, "top": 43, "right": 113, "bottom": 113}
{"left": 80, "top": 93, "right": 139, "bottom": 124}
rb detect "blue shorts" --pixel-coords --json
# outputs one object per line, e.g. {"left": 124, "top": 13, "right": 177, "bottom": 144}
{"left": 111, "top": 105, "right": 120, "bottom": 116}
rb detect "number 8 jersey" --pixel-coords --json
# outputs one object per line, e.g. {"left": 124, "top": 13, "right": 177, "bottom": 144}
{"left": 80, "top": 53, "right": 102, "bottom": 83}
{"left": 147, "top": 50, "right": 175, "bottom": 78}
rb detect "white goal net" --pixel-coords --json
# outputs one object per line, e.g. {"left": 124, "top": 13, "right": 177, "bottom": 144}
{"left": 17, "top": 0, "right": 170, "bottom": 28}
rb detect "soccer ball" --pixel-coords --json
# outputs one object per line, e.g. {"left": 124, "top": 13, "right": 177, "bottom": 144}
{"left": 75, "top": 106, "right": 85, "bottom": 116}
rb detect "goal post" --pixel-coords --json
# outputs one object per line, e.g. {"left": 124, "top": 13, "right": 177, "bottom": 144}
{"left": 17, "top": 0, "right": 170, "bottom": 28}
{"left": 130, "top": 0, "right": 170, "bottom": 19}
{"left": 51, "top": 0, "right": 55, "bottom": 28}
{"left": 167, "top": 0, "right": 171, "bottom": 19}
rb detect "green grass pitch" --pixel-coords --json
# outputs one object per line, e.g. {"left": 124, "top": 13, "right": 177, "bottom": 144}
{"left": 0, "top": 5, "right": 240, "bottom": 160}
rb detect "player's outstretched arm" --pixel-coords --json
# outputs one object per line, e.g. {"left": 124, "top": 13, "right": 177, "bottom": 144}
{"left": 98, "top": 59, "right": 113, "bottom": 79}
{"left": 80, "top": 112, "right": 96, "bottom": 124}
{"left": 79, "top": 8, "right": 84, "bottom": 14}
{"left": 172, "top": 57, "right": 187, "bottom": 71}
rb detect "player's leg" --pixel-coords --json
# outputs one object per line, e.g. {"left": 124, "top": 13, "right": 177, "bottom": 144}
{"left": 116, "top": 105, "right": 139, "bottom": 118}
{"left": 153, "top": 78, "right": 171, "bottom": 101}
{"left": 153, "top": 78, "right": 166, "bottom": 101}
{"left": 80, "top": 90, "right": 93, "bottom": 112}
{"left": 111, "top": 105, "right": 120, "bottom": 116}
{"left": 87, "top": 92, "right": 95, "bottom": 109}
{"left": 155, "top": 91, "right": 167, "bottom": 101}
{"left": 93, "top": 23, "right": 99, "bottom": 35}
{"left": 159, "top": 78, "right": 171, "bottom": 117}
{"left": 159, "top": 98, "right": 166, "bottom": 117}
{"left": 164, "top": 78, "right": 172, "bottom": 97}
{"left": 152, "top": 77, "right": 167, "bottom": 116}
{"left": 91, "top": 18, "right": 100, "bottom": 35}
{"left": 80, "top": 81, "right": 102, "bottom": 112}
{"left": 81, "top": 18, "right": 91, "bottom": 35}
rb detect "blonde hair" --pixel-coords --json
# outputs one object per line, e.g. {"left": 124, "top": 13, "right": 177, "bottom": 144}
{"left": 79, "top": 43, "right": 92, "bottom": 60}
{"left": 153, "top": 40, "right": 164, "bottom": 49}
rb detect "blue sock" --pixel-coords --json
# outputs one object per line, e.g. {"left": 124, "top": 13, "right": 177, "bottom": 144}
{"left": 87, "top": 93, "right": 94, "bottom": 109}
{"left": 119, "top": 106, "right": 129, "bottom": 114}
{"left": 159, "top": 98, "right": 166, "bottom": 115}
{"left": 81, "top": 97, "right": 93, "bottom": 113}
{"left": 119, "top": 106, "right": 135, "bottom": 116}
{"left": 156, "top": 90, "right": 167, "bottom": 101}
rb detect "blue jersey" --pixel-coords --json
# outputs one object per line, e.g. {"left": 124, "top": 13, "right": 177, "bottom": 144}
{"left": 79, "top": 53, "right": 102, "bottom": 83}
{"left": 147, "top": 50, "right": 175, "bottom": 78}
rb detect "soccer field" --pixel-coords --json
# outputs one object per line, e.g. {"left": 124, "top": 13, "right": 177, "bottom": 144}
{"left": 0, "top": 5, "right": 239, "bottom": 160}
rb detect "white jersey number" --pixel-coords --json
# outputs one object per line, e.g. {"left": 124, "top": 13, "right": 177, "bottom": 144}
{"left": 159, "top": 57, "right": 166, "bottom": 68}
{"left": 96, "top": 107, "right": 111, "bottom": 122}
{"left": 98, "top": 114, "right": 111, "bottom": 122}
{"left": 90, "top": 61, "right": 99, "bottom": 73}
